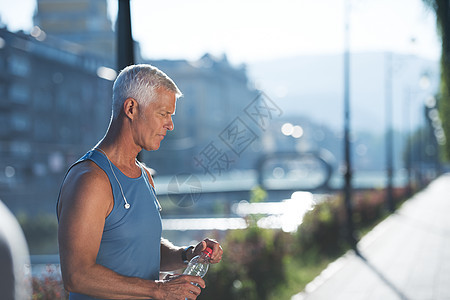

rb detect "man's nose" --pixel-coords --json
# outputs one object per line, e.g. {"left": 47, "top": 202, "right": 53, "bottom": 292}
{"left": 166, "top": 117, "right": 174, "bottom": 131}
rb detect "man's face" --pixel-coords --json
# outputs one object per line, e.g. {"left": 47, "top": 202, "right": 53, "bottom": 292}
{"left": 133, "top": 87, "right": 177, "bottom": 151}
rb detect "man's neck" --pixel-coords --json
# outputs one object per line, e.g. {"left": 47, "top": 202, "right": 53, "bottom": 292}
{"left": 95, "top": 119, "right": 142, "bottom": 170}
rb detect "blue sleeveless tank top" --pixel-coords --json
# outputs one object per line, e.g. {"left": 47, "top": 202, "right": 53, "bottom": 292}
{"left": 61, "top": 149, "right": 162, "bottom": 300}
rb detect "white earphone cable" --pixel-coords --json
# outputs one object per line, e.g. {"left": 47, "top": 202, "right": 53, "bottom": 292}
{"left": 95, "top": 148, "right": 131, "bottom": 210}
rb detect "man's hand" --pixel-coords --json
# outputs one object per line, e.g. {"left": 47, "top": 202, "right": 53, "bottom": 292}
{"left": 192, "top": 238, "right": 223, "bottom": 264}
{"left": 156, "top": 274, "right": 205, "bottom": 300}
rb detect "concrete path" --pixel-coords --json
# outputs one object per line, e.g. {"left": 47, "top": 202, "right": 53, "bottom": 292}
{"left": 293, "top": 173, "right": 450, "bottom": 300}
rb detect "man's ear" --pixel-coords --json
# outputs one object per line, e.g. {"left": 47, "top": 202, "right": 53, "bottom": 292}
{"left": 123, "top": 98, "right": 138, "bottom": 119}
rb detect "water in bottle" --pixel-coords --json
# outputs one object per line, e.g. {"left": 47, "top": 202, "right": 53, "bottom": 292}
{"left": 183, "top": 247, "right": 212, "bottom": 278}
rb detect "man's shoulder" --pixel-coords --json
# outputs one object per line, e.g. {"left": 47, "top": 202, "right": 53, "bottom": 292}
{"left": 65, "top": 160, "right": 109, "bottom": 187}
{"left": 58, "top": 158, "right": 113, "bottom": 218}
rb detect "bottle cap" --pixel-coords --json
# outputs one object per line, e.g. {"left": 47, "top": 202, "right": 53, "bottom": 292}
{"left": 202, "top": 247, "right": 213, "bottom": 257}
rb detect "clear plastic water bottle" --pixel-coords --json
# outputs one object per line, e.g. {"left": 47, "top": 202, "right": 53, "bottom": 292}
{"left": 183, "top": 247, "right": 212, "bottom": 278}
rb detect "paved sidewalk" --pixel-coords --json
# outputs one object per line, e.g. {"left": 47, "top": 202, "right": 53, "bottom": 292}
{"left": 292, "top": 173, "right": 450, "bottom": 300}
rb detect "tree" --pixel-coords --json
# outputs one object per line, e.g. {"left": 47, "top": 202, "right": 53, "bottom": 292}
{"left": 423, "top": 0, "right": 450, "bottom": 159}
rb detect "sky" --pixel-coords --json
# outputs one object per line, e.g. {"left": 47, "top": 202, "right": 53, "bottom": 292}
{"left": 0, "top": 0, "right": 442, "bottom": 65}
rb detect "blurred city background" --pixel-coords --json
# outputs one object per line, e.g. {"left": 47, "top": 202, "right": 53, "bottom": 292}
{"left": 0, "top": 0, "right": 448, "bottom": 299}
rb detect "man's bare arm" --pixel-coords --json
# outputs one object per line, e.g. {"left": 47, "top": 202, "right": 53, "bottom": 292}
{"left": 160, "top": 239, "right": 191, "bottom": 272}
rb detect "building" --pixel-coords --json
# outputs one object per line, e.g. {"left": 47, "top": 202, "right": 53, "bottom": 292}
{"left": 33, "top": 0, "right": 115, "bottom": 64}
{"left": 0, "top": 27, "right": 114, "bottom": 214}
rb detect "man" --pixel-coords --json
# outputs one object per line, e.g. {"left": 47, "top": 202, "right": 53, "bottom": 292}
{"left": 57, "top": 64, "right": 223, "bottom": 300}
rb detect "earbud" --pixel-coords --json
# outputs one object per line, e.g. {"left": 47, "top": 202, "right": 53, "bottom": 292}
{"left": 123, "top": 195, "right": 130, "bottom": 209}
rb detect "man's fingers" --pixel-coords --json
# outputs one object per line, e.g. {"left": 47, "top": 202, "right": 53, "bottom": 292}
{"left": 183, "top": 275, "right": 206, "bottom": 289}
{"left": 203, "top": 238, "right": 223, "bottom": 263}
{"left": 159, "top": 275, "right": 205, "bottom": 300}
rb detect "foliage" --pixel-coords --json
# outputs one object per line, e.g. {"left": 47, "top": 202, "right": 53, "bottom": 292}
{"left": 295, "top": 196, "right": 347, "bottom": 257}
{"left": 200, "top": 226, "right": 291, "bottom": 300}
{"left": 32, "top": 267, "right": 68, "bottom": 300}
{"left": 423, "top": 0, "right": 450, "bottom": 160}
{"left": 439, "top": 70, "right": 450, "bottom": 160}
{"left": 249, "top": 185, "right": 268, "bottom": 203}
{"left": 353, "top": 189, "right": 386, "bottom": 227}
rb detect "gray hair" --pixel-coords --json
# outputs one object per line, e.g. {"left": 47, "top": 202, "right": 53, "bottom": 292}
{"left": 111, "top": 64, "right": 182, "bottom": 120}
